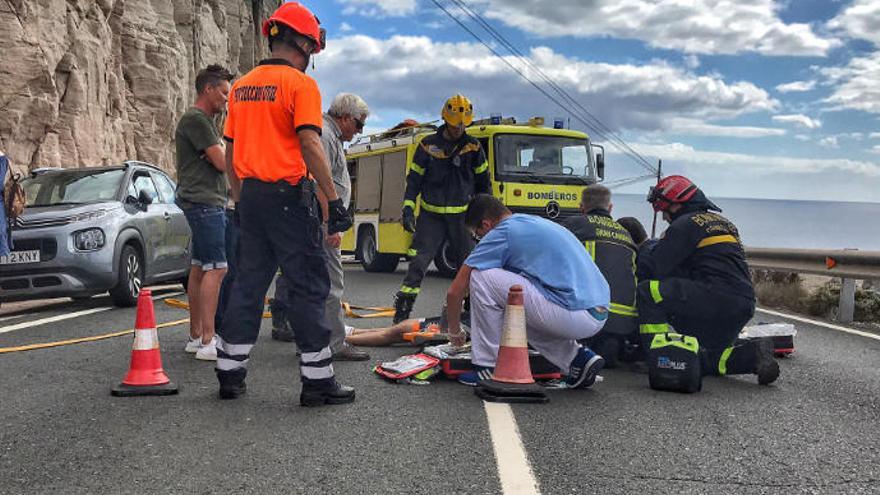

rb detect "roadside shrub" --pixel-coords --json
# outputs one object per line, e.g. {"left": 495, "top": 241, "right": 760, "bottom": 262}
{"left": 752, "top": 270, "right": 801, "bottom": 286}
{"left": 857, "top": 290, "right": 880, "bottom": 322}
{"left": 804, "top": 280, "right": 880, "bottom": 322}
{"left": 752, "top": 270, "right": 808, "bottom": 313}
{"left": 804, "top": 281, "right": 839, "bottom": 318}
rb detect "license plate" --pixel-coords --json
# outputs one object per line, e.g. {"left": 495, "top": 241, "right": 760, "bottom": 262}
{"left": 0, "top": 250, "right": 40, "bottom": 265}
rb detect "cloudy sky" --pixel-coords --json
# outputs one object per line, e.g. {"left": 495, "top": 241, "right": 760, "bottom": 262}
{"left": 307, "top": 0, "right": 880, "bottom": 202}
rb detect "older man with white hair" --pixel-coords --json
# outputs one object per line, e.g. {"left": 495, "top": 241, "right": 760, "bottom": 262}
{"left": 271, "top": 93, "right": 372, "bottom": 361}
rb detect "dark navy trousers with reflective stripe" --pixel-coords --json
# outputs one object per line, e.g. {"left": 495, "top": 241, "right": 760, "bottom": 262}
{"left": 218, "top": 179, "right": 335, "bottom": 392}
{"left": 400, "top": 211, "right": 473, "bottom": 293}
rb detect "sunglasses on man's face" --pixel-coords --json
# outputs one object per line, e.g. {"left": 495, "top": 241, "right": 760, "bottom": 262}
{"left": 354, "top": 118, "right": 365, "bottom": 132}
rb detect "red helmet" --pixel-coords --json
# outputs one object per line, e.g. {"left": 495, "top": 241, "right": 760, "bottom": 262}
{"left": 647, "top": 175, "right": 698, "bottom": 212}
{"left": 262, "top": 2, "right": 326, "bottom": 54}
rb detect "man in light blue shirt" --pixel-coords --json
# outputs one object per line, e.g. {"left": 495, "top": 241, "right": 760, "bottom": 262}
{"left": 446, "top": 194, "right": 611, "bottom": 388}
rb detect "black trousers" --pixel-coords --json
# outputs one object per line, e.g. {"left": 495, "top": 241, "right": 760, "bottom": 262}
{"left": 581, "top": 313, "right": 640, "bottom": 365}
{"left": 637, "top": 278, "right": 755, "bottom": 375}
{"left": 217, "top": 179, "right": 334, "bottom": 392}
{"left": 400, "top": 211, "right": 473, "bottom": 295}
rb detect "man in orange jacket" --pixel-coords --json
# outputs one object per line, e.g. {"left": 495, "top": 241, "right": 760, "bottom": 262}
{"left": 217, "top": 2, "right": 354, "bottom": 406}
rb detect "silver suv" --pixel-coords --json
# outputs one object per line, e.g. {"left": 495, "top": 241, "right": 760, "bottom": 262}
{"left": 0, "top": 161, "right": 192, "bottom": 306}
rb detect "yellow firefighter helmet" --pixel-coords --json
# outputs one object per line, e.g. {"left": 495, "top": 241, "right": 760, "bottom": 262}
{"left": 441, "top": 94, "right": 474, "bottom": 127}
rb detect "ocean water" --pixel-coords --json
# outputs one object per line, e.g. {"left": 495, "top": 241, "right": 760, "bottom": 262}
{"left": 609, "top": 194, "right": 880, "bottom": 251}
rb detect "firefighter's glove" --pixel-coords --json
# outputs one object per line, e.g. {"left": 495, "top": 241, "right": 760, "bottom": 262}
{"left": 402, "top": 206, "right": 417, "bottom": 233}
{"left": 327, "top": 199, "right": 353, "bottom": 235}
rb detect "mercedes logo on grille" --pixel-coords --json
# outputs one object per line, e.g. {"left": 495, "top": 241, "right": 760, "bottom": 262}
{"left": 545, "top": 201, "right": 560, "bottom": 219}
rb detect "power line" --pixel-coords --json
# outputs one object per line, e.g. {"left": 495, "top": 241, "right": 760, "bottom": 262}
{"left": 604, "top": 173, "right": 657, "bottom": 189}
{"left": 450, "top": 0, "right": 656, "bottom": 174}
{"left": 430, "top": 0, "right": 661, "bottom": 194}
{"left": 445, "top": 0, "right": 657, "bottom": 174}
{"left": 428, "top": 0, "right": 577, "bottom": 127}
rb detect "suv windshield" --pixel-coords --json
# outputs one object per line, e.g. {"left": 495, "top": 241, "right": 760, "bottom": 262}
{"left": 23, "top": 169, "right": 125, "bottom": 207}
{"left": 495, "top": 134, "right": 595, "bottom": 184}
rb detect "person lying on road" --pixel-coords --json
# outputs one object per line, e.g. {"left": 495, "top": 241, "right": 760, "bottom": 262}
{"left": 343, "top": 317, "right": 450, "bottom": 347}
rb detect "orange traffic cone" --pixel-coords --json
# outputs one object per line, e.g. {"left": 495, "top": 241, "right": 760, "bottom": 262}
{"left": 475, "top": 285, "right": 548, "bottom": 404}
{"left": 111, "top": 289, "right": 179, "bottom": 397}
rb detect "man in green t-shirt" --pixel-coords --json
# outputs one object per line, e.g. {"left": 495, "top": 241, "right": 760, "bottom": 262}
{"left": 175, "top": 64, "right": 234, "bottom": 361}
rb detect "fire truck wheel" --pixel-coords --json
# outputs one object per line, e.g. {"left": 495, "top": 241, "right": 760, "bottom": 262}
{"left": 358, "top": 225, "right": 400, "bottom": 273}
{"left": 433, "top": 239, "right": 459, "bottom": 279}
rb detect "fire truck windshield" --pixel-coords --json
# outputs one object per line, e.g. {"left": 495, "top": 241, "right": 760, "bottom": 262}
{"left": 494, "top": 134, "right": 595, "bottom": 184}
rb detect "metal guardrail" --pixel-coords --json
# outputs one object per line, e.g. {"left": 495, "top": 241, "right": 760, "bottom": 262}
{"left": 746, "top": 247, "right": 880, "bottom": 323}
{"left": 746, "top": 248, "right": 880, "bottom": 280}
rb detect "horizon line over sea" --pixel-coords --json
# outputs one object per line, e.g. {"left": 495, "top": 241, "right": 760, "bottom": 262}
{"left": 615, "top": 192, "right": 880, "bottom": 206}
{"left": 707, "top": 195, "right": 878, "bottom": 206}
{"left": 608, "top": 193, "right": 880, "bottom": 251}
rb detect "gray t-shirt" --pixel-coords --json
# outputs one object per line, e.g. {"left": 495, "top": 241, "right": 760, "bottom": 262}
{"left": 321, "top": 114, "right": 350, "bottom": 208}
{"left": 174, "top": 107, "right": 227, "bottom": 208}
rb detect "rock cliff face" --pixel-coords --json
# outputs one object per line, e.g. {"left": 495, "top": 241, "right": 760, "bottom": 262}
{"left": 0, "top": 0, "right": 278, "bottom": 175}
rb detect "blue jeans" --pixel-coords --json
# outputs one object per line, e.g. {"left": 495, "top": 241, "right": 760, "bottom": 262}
{"left": 182, "top": 204, "right": 227, "bottom": 271}
{"left": 215, "top": 207, "right": 240, "bottom": 332}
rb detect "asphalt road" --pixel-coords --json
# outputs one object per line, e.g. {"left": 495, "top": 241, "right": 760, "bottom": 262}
{"left": 1, "top": 264, "right": 879, "bottom": 494}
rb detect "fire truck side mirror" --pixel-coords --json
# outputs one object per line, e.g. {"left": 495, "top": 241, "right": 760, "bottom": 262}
{"left": 591, "top": 143, "right": 605, "bottom": 181}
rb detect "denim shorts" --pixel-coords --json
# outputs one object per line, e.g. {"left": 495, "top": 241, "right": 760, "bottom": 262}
{"left": 183, "top": 204, "right": 227, "bottom": 271}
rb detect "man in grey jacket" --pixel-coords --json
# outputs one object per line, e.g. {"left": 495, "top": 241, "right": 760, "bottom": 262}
{"left": 271, "top": 93, "right": 371, "bottom": 361}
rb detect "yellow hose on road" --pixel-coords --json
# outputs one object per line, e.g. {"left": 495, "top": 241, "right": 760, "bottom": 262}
{"left": 163, "top": 298, "right": 191, "bottom": 310}
{"left": 165, "top": 298, "right": 273, "bottom": 318}
{"left": 166, "top": 298, "right": 395, "bottom": 319}
{"left": 342, "top": 302, "right": 395, "bottom": 319}
{"left": 0, "top": 299, "right": 397, "bottom": 353}
{"left": 0, "top": 318, "right": 190, "bottom": 354}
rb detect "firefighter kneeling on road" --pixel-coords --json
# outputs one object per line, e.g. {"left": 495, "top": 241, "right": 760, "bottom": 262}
{"left": 562, "top": 184, "right": 639, "bottom": 367}
{"left": 392, "top": 94, "right": 491, "bottom": 323}
{"left": 218, "top": 2, "right": 355, "bottom": 406}
{"left": 638, "top": 175, "right": 779, "bottom": 385}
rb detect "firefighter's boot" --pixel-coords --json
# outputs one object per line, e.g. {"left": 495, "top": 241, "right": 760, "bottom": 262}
{"left": 718, "top": 338, "right": 780, "bottom": 385}
{"left": 393, "top": 292, "right": 416, "bottom": 324}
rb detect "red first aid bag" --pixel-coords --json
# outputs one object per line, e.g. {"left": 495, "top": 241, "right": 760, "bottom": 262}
{"left": 373, "top": 353, "right": 441, "bottom": 382}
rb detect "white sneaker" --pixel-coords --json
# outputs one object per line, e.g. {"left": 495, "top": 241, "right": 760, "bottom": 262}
{"left": 184, "top": 337, "right": 201, "bottom": 353}
{"left": 195, "top": 337, "right": 218, "bottom": 361}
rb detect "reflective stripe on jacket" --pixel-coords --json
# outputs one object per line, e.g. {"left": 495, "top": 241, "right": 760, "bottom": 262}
{"left": 403, "top": 125, "right": 490, "bottom": 214}
{"left": 562, "top": 210, "right": 637, "bottom": 317}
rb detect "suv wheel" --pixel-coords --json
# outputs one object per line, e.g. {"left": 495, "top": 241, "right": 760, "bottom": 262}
{"left": 110, "top": 244, "right": 144, "bottom": 307}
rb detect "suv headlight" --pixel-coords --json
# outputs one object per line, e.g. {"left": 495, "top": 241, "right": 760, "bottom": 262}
{"left": 73, "top": 228, "right": 105, "bottom": 251}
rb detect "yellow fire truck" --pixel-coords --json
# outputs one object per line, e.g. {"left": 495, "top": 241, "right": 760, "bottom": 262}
{"left": 341, "top": 116, "right": 606, "bottom": 275}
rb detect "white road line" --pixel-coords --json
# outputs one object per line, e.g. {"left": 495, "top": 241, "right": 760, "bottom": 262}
{"left": 0, "top": 307, "right": 112, "bottom": 335}
{"left": 0, "top": 291, "right": 183, "bottom": 335}
{"left": 0, "top": 314, "right": 27, "bottom": 323}
{"left": 483, "top": 401, "right": 541, "bottom": 495}
{"left": 756, "top": 307, "right": 880, "bottom": 342}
